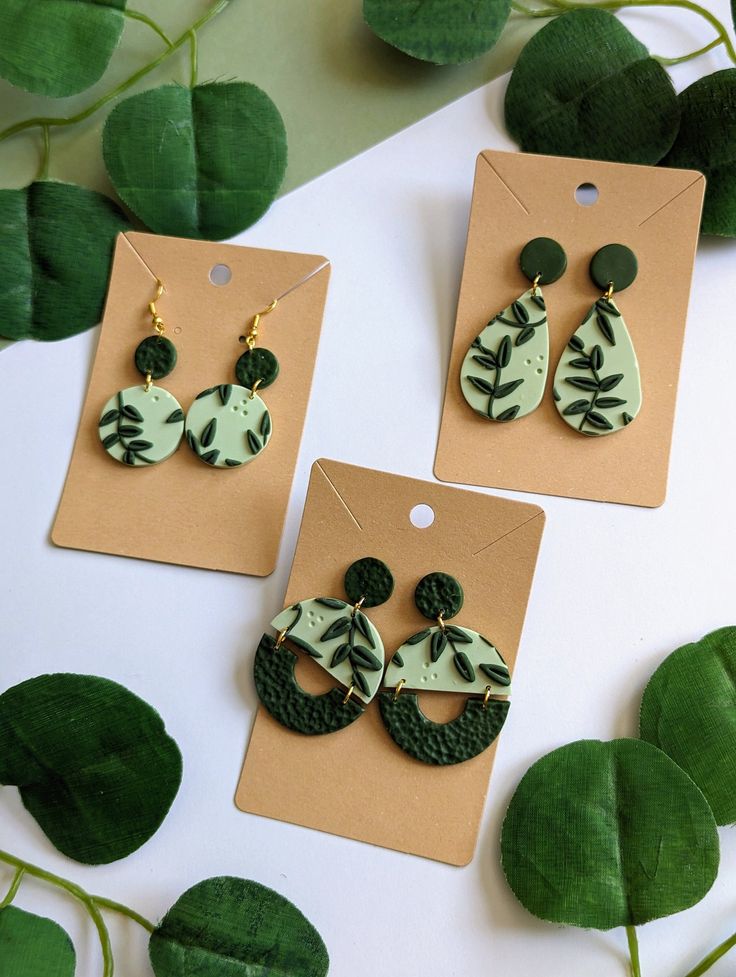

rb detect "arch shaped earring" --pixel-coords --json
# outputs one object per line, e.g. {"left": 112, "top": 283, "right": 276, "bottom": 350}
{"left": 378, "top": 572, "right": 511, "bottom": 766}
{"left": 460, "top": 237, "right": 567, "bottom": 422}
{"left": 253, "top": 557, "right": 394, "bottom": 735}
{"left": 553, "top": 243, "right": 642, "bottom": 436}
{"left": 98, "top": 279, "right": 185, "bottom": 466}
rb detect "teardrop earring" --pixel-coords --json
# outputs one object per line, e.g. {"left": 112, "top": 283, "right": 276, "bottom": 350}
{"left": 460, "top": 237, "right": 567, "bottom": 423}
{"left": 553, "top": 243, "right": 642, "bottom": 436}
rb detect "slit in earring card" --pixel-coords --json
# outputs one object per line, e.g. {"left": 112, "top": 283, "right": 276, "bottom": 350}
{"left": 52, "top": 232, "right": 330, "bottom": 576}
{"left": 236, "top": 458, "right": 545, "bottom": 866}
{"left": 434, "top": 150, "right": 705, "bottom": 507}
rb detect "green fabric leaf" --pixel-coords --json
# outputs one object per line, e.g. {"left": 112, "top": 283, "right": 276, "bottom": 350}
{"left": 103, "top": 82, "right": 287, "bottom": 240}
{"left": 640, "top": 626, "right": 736, "bottom": 826}
{"left": 0, "top": 0, "right": 126, "bottom": 98}
{"left": 149, "top": 877, "right": 329, "bottom": 977}
{"left": 363, "top": 0, "right": 511, "bottom": 65}
{"left": 661, "top": 70, "right": 736, "bottom": 237}
{"left": 0, "top": 181, "right": 131, "bottom": 342}
{"left": 504, "top": 10, "right": 680, "bottom": 164}
{"left": 501, "top": 738, "right": 719, "bottom": 929}
{"left": 0, "top": 673, "right": 182, "bottom": 864}
{"left": 0, "top": 907, "right": 75, "bottom": 977}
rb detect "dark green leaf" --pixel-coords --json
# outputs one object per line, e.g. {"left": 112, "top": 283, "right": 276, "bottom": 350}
{"left": 166, "top": 409, "right": 184, "bottom": 424}
{"left": 225, "top": 458, "right": 242, "bottom": 467}
{"left": 352, "top": 669, "right": 370, "bottom": 697}
{"left": 467, "top": 375, "right": 495, "bottom": 394}
{"left": 496, "top": 405, "right": 521, "bottom": 421}
{"left": 472, "top": 354, "right": 498, "bottom": 370}
{"left": 406, "top": 629, "right": 431, "bottom": 645}
{"left": 590, "top": 345, "right": 604, "bottom": 371}
{"left": 623, "top": 412, "right": 634, "bottom": 425}
{"left": 453, "top": 651, "right": 475, "bottom": 683}
{"left": 315, "top": 598, "right": 347, "bottom": 610}
{"left": 195, "top": 387, "right": 217, "bottom": 400}
{"left": 0, "top": 906, "right": 75, "bottom": 977}
{"left": 123, "top": 450, "right": 136, "bottom": 466}
{"left": 531, "top": 294, "right": 546, "bottom": 310}
{"left": 445, "top": 625, "right": 473, "bottom": 644}
{"left": 516, "top": 325, "right": 535, "bottom": 346}
{"left": 569, "top": 357, "right": 591, "bottom": 369}
{"left": 354, "top": 611, "right": 375, "bottom": 648}
{"left": 247, "top": 430, "right": 262, "bottom": 454}
{"left": 480, "top": 663, "right": 511, "bottom": 686}
{"left": 218, "top": 384, "right": 232, "bottom": 407}
{"left": 201, "top": 449, "right": 220, "bottom": 466}
{"left": 129, "top": 439, "right": 153, "bottom": 451}
{"left": 104, "top": 83, "right": 288, "bottom": 240}
{"left": 568, "top": 334, "right": 585, "bottom": 352}
{"left": 512, "top": 300, "right": 529, "bottom": 323}
{"left": 149, "top": 877, "right": 329, "bottom": 977}
{"left": 597, "top": 313, "right": 616, "bottom": 345}
{"left": 102, "top": 432, "right": 120, "bottom": 449}
{"left": 0, "top": 0, "right": 126, "bottom": 98}
{"left": 494, "top": 378, "right": 524, "bottom": 399}
{"left": 599, "top": 373, "right": 623, "bottom": 391}
{"left": 261, "top": 411, "right": 272, "bottom": 439}
{"left": 552, "top": 386, "right": 561, "bottom": 402}
{"left": 640, "top": 626, "right": 736, "bottom": 825}
{"left": 201, "top": 418, "right": 217, "bottom": 449}
{"left": 99, "top": 409, "right": 120, "bottom": 426}
{"left": 122, "top": 404, "right": 143, "bottom": 422}
{"left": 505, "top": 10, "right": 679, "bottom": 165}
{"left": 596, "top": 397, "right": 627, "bottom": 409}
{"left": 288, "top": 635, "right": 323, "bottom": 659}
{"left": 118, "top": 424, "right": 142, "bottom": 437}
{"left": 565, "top": 377, "right": 599, "bottom": 391}
{"left": 497, "top": 334, "right": 512, "bottom": 369}
{"left": 320, "top": 617, "right": 352, "bottom": 642}
{"left": 562, "top": 399, "right": 591, "bottom": 416}
{"left": 0, "top": 674, "right": 182, "bottom": 864}
{"left": 596, "top": 298, "right": 621, "bottom": 317}
{"left": 431, "top": 631, "right": 448, "bottom": 662}
{"left": 586, "top": 411, "right": 614, "bottom": 430}
{"left": 0, "top": 182, "right": 132, "bottom": 342}
{"left": 350, "top": 646, "right": 383, "bottom": 671}
{"left": 501, "top": 739, "right": 719, "bottom": 928}
{"left": 362, "top": 0, "right": 511, "bottom": 65}
{"left": 330, "top": 643, "right": 351, "bottom": 668}
{"left": 391, "top": 652, "right": 404, "bottom": 667}
{"left": 187, "top": 431, "right": 200, "bottom": 455}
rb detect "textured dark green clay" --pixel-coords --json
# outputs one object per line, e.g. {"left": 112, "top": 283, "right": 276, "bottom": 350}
{"left": 235, "top": 347, "right": 279, "bottom": 389}
{"left": 414, "top": 572, "right": 464, "bottom": 620}
{"left": 590, "top": 244, "right": 638, "bottom": 292}
{"left": 519, "top": 237, "right": 567, "bottom": 285}
{"left": 344, "top": 556, "right": 394, "bottom": 608}
{"left": 134, "top": 336, "right": 177, "bottom": 380}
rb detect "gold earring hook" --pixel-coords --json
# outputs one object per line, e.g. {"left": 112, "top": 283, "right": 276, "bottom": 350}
{"left": 531, "top": 272, "right": 542, "bottom": 296}
{"left": 603, "top": 281, "right": 614, "bottom": 301}
{"left": 148, "top": 278, "right": 166, "bottom": 336}
{"left": 244, "top": 298, "right": 278, "bottom": 351}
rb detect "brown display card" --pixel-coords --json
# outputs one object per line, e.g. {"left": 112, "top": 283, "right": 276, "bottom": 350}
{"left": 53, "top": 232, "right": 330, "bottom": 575}
{"left": 237, "top": 459, "right": 545, "bottom": 865}
{"left": 435, "top": 150, "right": 705, "bottom": 507}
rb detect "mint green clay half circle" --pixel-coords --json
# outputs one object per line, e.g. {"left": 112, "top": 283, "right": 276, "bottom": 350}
{"left": 460, "top": 288, "right": 549, "bottom": 422}
{"left": 99, "top": 385, "right": 184, "bottom": 467}
{"left": 271, "top": 599, "right": 385, "bottom": 705}
{"left": 185, "top": 384, "right": 271, "bottom": 467}
{"left": 553, "top": 296, "right": 642, "bottom": 437}
{"left": 384, "top": 625, "right": 511, "bottom": 695}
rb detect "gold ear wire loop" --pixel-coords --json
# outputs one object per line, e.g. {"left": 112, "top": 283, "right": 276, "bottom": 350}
{"left": 603, "top": 281, "right": 614, "bottom": 301}
{"left": 342, "top": 683, "right": 355, "bottom": 705}
{"left": 148, "top": 279, "right": 166, "bottom": 335}
{"left": 393, "top": 678, "right": 406, "bottom": 701}
{"left": 531, "top": 272, "right": 542, "bottom": 297}
{"left": 243, "top": 298, "right": 278, "bottom": 350}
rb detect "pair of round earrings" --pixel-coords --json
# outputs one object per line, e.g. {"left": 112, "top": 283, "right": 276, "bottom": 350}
{"left": 253, "top": 557, "right": 511, "bottom": 766}
{"left": 98, "top": 280, "right": 278, "bottom": 469}
{"left": 460, "top": 237, "right": 642, "bottom": 437}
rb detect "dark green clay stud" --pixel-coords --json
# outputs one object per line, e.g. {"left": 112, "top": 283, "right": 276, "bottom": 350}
{"left": 134, "top": 335, "right": 177, "bottom": 380}
{"left": 590, "top": 243, "right": 638, "bottom": 292}
{"left": 344, "top": 557, "right": 394, "bottom": 608}
{"left": 414, "top": 572, "right": 464, "bottom": 620}
{"left": 519, "top": 237, "right": 567, "bottom": 286}
{"left": 235, "top": 347, "right": 279, "bottom": 390}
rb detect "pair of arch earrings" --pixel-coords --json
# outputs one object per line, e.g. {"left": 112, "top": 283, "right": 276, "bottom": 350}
{"left": 254, "top": 557, "right": 511, "bottom": 766}
{"left": 460, "top": 238, "right": 642, "bottom": 437}
{"left": 98, "top": 280, "right": 278, "bottom": 469}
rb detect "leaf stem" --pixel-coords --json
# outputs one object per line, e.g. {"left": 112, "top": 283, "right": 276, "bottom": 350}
{"left": 654, "top": 36, "right": 722, "bottom": 64}
{"left": 680, "top": 931, "right": 736, "bottom": 977}
{"left": 189, "top": 30, "right": 199, "bottom": 87}
{"left": 123, "top": 8, "right": 174, "bottom": 48}
{"left": 91, "top": 895, "right": 155, "bottom": 934}
{"left": 627, "top": 925, "right": 642, "bottom": 977}
{"left": 0, "top": 867, "right": 25, "bottom": 909}
{"left": 35, "top": 124, "right": 51, "bottom": 181}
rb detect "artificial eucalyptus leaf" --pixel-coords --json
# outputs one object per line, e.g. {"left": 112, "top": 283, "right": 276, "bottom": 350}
{"left": 0, "top": 673, "right": 182, "bottom": 864}
{"left": 0, "top": 907, "right": 75, "bottom": 977}
{"left": 363, "top": 0, "right": 511, "bottom": 65}
{"left": 103, "top": 82, "right": 287, "bottom": 240}
{"left": 505, "top": 10, "right": 679, "bottom": 164}
{"left": 0, "top": 181, "right": 131, "bottom": 342}
{"left": 640, "top": 626, "right": 736, "bottom": 825}
{"left": 149, "top": 877, "right": 329, "bottom": 977}
{"left": 501, "top": 738, "right": 719, "bottom": 929}
{"left": 661, "top": 70, "right": 736, "bottom": 236}
{"left": 0, "top": 0, "right": 126, "bottom": 98}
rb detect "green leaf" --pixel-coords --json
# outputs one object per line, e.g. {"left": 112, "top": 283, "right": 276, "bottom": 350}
{"left": 430, "top": 631, "right": 448, "bottom": 662}
{"left": 496, "top": 405, "right": 521, "bottom": 422}
{"left": 99, "top": 409, "right": 120, "bottom": 426}
{"left": 118, "top": 425, "right": 143, "bottom": 437}
{"left": 0, "top": 907, "right": 75, "bottom": 977}
{"left": 149, "top": 877, "right": 328, "bottom": 977}
{"left": 315, "top": 598, "right": 346, "bottom": 610}
{"left": 0, "top": 0, "right": 126, "bottom": 98}
{"left": 330, "top": 643, "right": 351, "bottom": 668}
{"left": 350, "top": 646, "right": 382, "bottom": 671}
{"left": 585, "top": 411, "right": 614, "bottom": 430}
{"left": 516, "top": 325, "right": 535, "bottom": 346}
{"left": 406, "top": 629, "right": 431, "bottom": 645}
{"left": 218, "top": 384, "right": 232, "bottom": 407}
{"left": 103, "top": 82, "right": 288, "bottom": 240}
{"left": 501, "top": 739, "right": 719, "bottom": 928}
{"left": 392, "top": 652, "right": 404, "bottom": 667}
{"left": 505, "top": 10, "right": 679, "bottom": 165}
{"left": 354, "top": 611, "right": 375, "bottom": 648}
{"left": 599, "top": 374, "right": 623, "bottom": 391}
{"left": 261, "top": 411, "right": 272, "bottom": 440}
{"left": 166, "top": 409, "right": 185, "bottom": 424}
{"left": 590, "top": 345, "right": 604, "bottom": 371}
{"left": 467, "top": 375, "right": 495, "bottom": 394}
{"left": 566, "top": 377, "right": 599, "bottom": 391}
{"left": 102, "top": 432, "right": 120, "bottom": 449}
{"left": 497, "top": 334, "right": 512, "bottom": 369}
{"left": 562, "top": 399, "right": 591, "bottom": 416}
{"left": 472, "top": 354, "right": 498, "bottom": 370}
{"left": 122, "top": 404, "right": 143, "bottom": 422}
{"left": 445, "top": 625, "right": 473, "bottom": 644}
{"left": 201, "top": 418, "right": 217, "bottom": 449}
{"left": 596, "top": 397, "right": 627, "bottom": 409}
{"left": 512, "top": 300, "right": 529, "bottom": 324}
{"left": 0, "top": 674, "right": 182, "bottom": 864}
{"left": 568, "top": 335, "right": 585, "bottom": 352}
{"left": 320, "top": 617, "right": 352, "bottom": 642}
{"left": 0, "top": 182, "right": 131, "bottom": 342}
{"left": 494, "top": 378, "right": 524, "bottom": 399}
{"left": 201, "top": 449, "right": 220, "bottom": 466}
{"left": 453, "top": 651, "right": 475, "bottom": 683}
{"left": 640, "top": 626, "right": 736, "bottom": 826}
{"left": 480, "top": 663, "right": 511, "bottom": 686}
{"left": 128, "top": 439, "right": 154, "bottom": 451}
{"left": 661, "top": 69, "right": 736, "bottom": 236}
{"left": 597, "top": 312, "right": 616, "bottom": 346}
{"left": 352, "top": 669, "right": 370, "bottom": 696}
{"left": 362, "top": 0, "right": 512, "bottom": 65}
{"left": 247, "top": 430, "right": 262, "bottom": 455}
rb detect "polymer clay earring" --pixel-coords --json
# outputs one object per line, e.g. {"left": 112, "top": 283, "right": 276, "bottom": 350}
{"left": 379, "top": 572, "right": 511, "bottom": 766}
{"left": 98, "top": 279, "right": 185, "bottom": 467}
{"left": 553, "top": 243, "right": 642, "bottom": 436}
{"left": 460, "top": 237, "right": 567, "bottom": 422}
{"left": 253, "top": 557, "right": 394, "bottom": 735}
{"left": 185, "top": 300, "right": 279, "bottom": 468}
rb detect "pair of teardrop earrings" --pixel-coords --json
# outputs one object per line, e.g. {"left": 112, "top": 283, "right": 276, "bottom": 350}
{"left": 253, "top": 557, "right": 511, "bottom": 766}
{"left": 98, "top": 280, "right": 278, "bottom": 468}
{"left": 460, "top": 237, "right": 642, "bottom": 437}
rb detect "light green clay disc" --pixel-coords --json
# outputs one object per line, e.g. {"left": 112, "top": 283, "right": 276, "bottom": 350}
{"left": 98, "top": 385, "right": 184, "bottom": 467}
{"left": 271, "top": 599, "right": 385, "bottom": 705}
{"left": 185, "top": 384, "right": 271, "bottom": 468}
{"left": 384, "top": 625, "right": 511, "bottom": 696}
{"left": 553, "top": 295, "right": 642, "bottom": 437}
{"left": 460, "top": 288, "right": 549, "bottom": 422}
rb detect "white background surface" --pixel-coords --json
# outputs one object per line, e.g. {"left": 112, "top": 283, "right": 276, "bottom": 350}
{"left": 1, "top": 6, "right": 735, "bottom": 976}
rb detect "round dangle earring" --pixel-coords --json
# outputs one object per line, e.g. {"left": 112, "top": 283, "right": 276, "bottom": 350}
{"left": 379, "top": 572, "right": 511, "bottom": 766}
{"left": 460, "top": 237, "right": 567, "bottom": 422}
{"left": 185, "top": 300, "right": 279, "bottom": 468}
{"left": 553, "top": 243, "right": 642, "bottom": 436}
{"left": 254, "top": 557, "right": 394, "bottom": 735}
{"left": 98, "top": 279, "right": 185, "bottom": 467}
